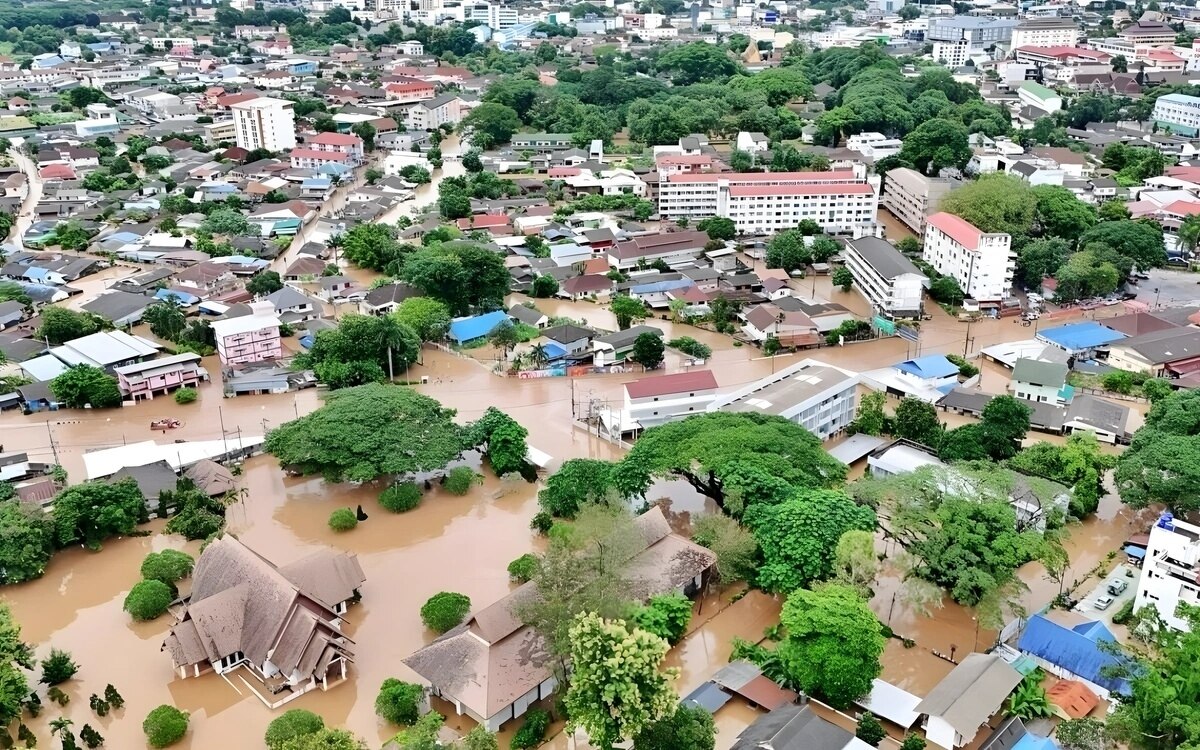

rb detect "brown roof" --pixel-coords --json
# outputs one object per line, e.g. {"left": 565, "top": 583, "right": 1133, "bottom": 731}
{"left": 735, "top": 674, "right": 798, "bottom": 711}
{"left": 183, "top": 459, "right": 237, "bottom": 496}
{"left": 1047, "top": 679, "right": 1098, "bottom": 719}
{"left": 278, "top": 550, "right": 366, "bottom": 611}
{"left": 609, "top": 231, "right": 708, "bottom": 260}
{"left": 1104, "top": 312, "right": 1177, "bottom": 337}
{"left": 285, "top": 256, "right": 327, "bottom": 277}
{"left": 625, "top": 370, "right": 718, "bottom": 399}
{"left": 561, "top": 274, "right": 611, "bottom": 295}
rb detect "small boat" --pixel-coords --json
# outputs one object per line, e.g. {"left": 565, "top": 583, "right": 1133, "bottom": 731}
{"left": 150, "top": 418, "right": 182, "bottom": 431}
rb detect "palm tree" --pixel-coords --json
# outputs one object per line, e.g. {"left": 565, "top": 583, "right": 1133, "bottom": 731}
{"left": 1178, "top": 214, "right": 1200, "bottom": 258}
{"left": 530, "top": 343, "right": 550, "bottom": 369}
{"left": 373, "top": 316, "right": 412, "bottom": 381}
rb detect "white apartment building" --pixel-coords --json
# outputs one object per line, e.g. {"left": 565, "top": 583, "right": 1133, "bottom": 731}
{"left": 933, "top": 39, "right": 971, "bottom": 67}
{"left": 622, "top": 370, "right": 719, "bottom": 430}
{"left": 1134, "top": 513, "right": 1200, "bottom": 632}
{"left": 404, "top": 94, "right": 465, "bottom": 130}
{"left": 466, "top": 2, "right": 519, "bottom": 28}
{"left": 1009, "top": 18, "right": 1080, "bottom": 50}
{"left": 708, "top": 359, "right": 859, "bottom": 441}
{"left": 923, "top": 211, "right": 1015, "bottom": 303}
{"left": 843, "top": 236, "right": 928, "bottom": 318}
{"left": 882, "top": 167, "right": 957, "bottom": 235}
{"left": 202, "top": 119, "right": 236, "bottom": 145}
{"left": 1153, "top": 93, "right": 1200, "bottom": 136}
{"left": 231, "top": 96, "right": 297, "bottom": 152}
{"left": 847, "top": 132, "right": 902, "bottom": 160}
{"left": 124, "top": 87, "right": 182, "bottom": 117}
{"left": 657, "top": 167, "right": 878, "bottom": 236}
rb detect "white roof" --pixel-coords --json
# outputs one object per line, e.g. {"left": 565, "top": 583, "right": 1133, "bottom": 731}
{"left": 980, "top": 339, "right": 1068, "bottom": 369}
{"left": 859, "top": 366, "right": 949, "bottom": 404}
{"left": 856, "top": 679, "right": 923, "bottom": 729}
{"left": 83, "top": 435, "right": 265, "bottom": 480}
{"left": 827, "top": 433, "right": 888, "bottom": 464}
{"left": 868, "top": 443, "right": 945, "bottom": 475}
{"left": 20, "top": 354, "right": 66, "bottom": 382}
{"left": 210, "top": 311, "right": 281, "bottom": 339}
{"left": 51, "top": 330, "right": 161, "bottom": 368}
{"left": 526, "top": 445, "right": 552, "bottom": 469}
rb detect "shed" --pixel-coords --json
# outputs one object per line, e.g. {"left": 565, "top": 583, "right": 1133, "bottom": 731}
{"left": 448, "top": 311, "right": 508, "bottom": 345}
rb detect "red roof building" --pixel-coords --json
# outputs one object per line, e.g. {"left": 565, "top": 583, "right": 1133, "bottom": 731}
{"left": 925, "top": 211, "right": 984, "bottom": 250}
{"left": 625, "top": 370, "right": 718, "bottom": 400}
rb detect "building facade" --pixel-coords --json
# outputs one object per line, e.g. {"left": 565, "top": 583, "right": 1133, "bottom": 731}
{"left": 231, "top": 96, "right": 297, "bottom": 152}
{"left": 881, "top": 167, "right": 957, "bottom": 235}
{"left": 1010, "top": 18, "right": 1080, "bottom": 50}
{"left": 211, "top": 301, "right": 282, "bottom": 366}
{"left": 842, "top": 236, "right": 928, "bottom": 318}
{"left": 923, "top": 211, "right": 1015, "bottom": 303}
{"left": 1153, "top": 93, "right": 1200, "bottom": 136}
{"left": 1134, "top": 513, "right": 1200, "bottom": 632}
{"left": 114, "top": 353, "right": 206, "bottom": 401}
{"left": 707, "top": 359, "right": 859, "bottom": 441}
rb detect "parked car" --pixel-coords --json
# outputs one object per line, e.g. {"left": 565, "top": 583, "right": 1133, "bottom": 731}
{"left": 1095, "top": 595, "right": 1115, "bottom": 610}
{"left": 1107, "top": 579, "right": 1128, "bottom": 596}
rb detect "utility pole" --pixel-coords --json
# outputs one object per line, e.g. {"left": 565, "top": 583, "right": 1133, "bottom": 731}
{"left": 963, "top": 316, "right": 975, "bottom": 358}
{"left": 45, "top": 420, "right": 60, "bottom": 465}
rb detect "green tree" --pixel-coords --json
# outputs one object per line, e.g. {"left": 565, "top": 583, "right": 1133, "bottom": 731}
{"left": 629, "top": 592, "right": 693, "bottom": 644}
{"left": 400, "top": 244, "right": 510, "bottom": 315}
{"left": 1016, "top": 238, "right": 1070, "bottom": 289}
{"left": 1098, "top": 200, "right": 1130, "bottom": 222}
{"left": 856, "top": 713, "right": 887, "bottom": 746}
{"left": 0, "top": 604, "right": 31, "bottom": 730}
{"left": 53, "top": 479, "right": 144, "bottom": 549}
{"left": 299, "top": 315, "right": 419, "bottom": 387}
{"left": 691, "top": 513, "right": 759, "bottom": 583}
{"left": 538, "top": 458, "right": 616, "bottom": 518}
{"left": 51, "top": 365, "right": 122, "bottom": 409}
{"left": 339, "top": 223, "right": 406, "bottom": 272}
{"left": 420, "top": 592, "right": 471, "bottom": 633}
{"left": 375, "top": 678, "right": 424, "bottom": 726}
{"left": 351, "top": 121, "right": 376, "bottom": 152}
{"left": 1054, "top": 717, "right": 1110, "bottom": 750}
{"left": 392, "top": 296, "right": 451, "bottom": 342}
{"left": 139, "top": 550, "right": 194, "bottom": 588}
{"left": 979, "top": 395, "right": 1032, "bottom": 460}
{"left": 899, "top": 119, "right": 970, "bottom": 175}
{"left": 143, "top": 299, "right": 186, "bottom": 341}
{"left": 610, "top": 295, "right": 647, "bottom": 330}
{"left": 777, "top": 584, "right": 884, "bottom": 709}
{"left": 0, "top": 500, "right": 54, "bottom": 584}
{"left": 279, "top": 728, "right": 366, "bottom": 750}
{"left": 613, "top": 412, "right": 847, "bottom": 513}
{"left": 1078, "top": 219, "right": 1167, "bottom": 272}
{"left": 833, "top": 266, "right": 853, "bottom": 291}
{"left": 697, "top": 216, "right": 736, "bottom": 241}
{"left": 328, "top": 508, "right": 357, "bottom": 532}
{"left": 462, "top": 102, "right": 522, "bottom": 147}
{"left": 633, "top": 704, "right": 715, "bottom": 750}
{"left": 851, "top": 392, "right": 888, "bottom": 436}
{"left": 1115, "top": 389, "right": 1200, "bottom": 511}
{"left": 1033, "top": 185, "right": 1097, "bottom": 240}
{"left": 565, "top": 612, "right": 678, "bottom": 749}
{"left": 530, "top": 275, "right": 559, "bottom": 298}
{"left": 745, "top": 488, "right": 878, "bottom": 593}
{"left": 465, "top": 406, "right": 529, "bottom": 476}
{"left": 39, "top": 648, "right": 77, "bottom": 685}
{"left": 265, "top": 385, "right": 463, "bottom": 482}
{"left": 124, "top": 579, "right": 173, "bottom": 621}
{"left": 462, "top": 149, "right": 483, "bottom": 173}
{"left": 765, "top": 229, "right": 810, "bottom": 272}
{"left": 143, "top": 705, "right": 188, "bottom": 748}
{"left": 200, "top": 208, "right": 251, "bottom": 236}
{"left": 657, "top": 42, "right": 739, "bottom": 85}
{"left": 38, "top": 307, "right": 100, "bottom": 345}
{"left": 246, "top": 271, "right": 284, "bottom": 296}
{"left": 266, "top": 709, "right": 325, "bottom": 750}
{"left": 833, "top": 529, "right": 879, "bottom": 594}
{"left": 1007, "top": 673, "right": 1053, "bottom": 720}
{"left": 631, "top": 332, "right": 665, "bottom": 370}
{"left": 893, "top": 397, "right": 943, "bottom": 447}
{"left": 939, "top": 174, "right": 1037, "bottom": 236}
{"left": 462, "top": 725, "right": 500, "bottom": 750}
{"left": 900, "top": 736, "right": 928, "bottom": 750}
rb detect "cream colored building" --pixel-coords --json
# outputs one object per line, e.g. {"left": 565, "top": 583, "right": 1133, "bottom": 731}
{"left": 881, "top": 168, "right": 957, "bottom": 235}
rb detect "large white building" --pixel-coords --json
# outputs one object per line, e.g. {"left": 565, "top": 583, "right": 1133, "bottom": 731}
{"left": 1009, "top": 18, "right": 1080, "bottom": 50}
{"left": 1134, "top": 513, "right": 1200, "bottom": 632}
{"left": 1153, "top": 93, "right": 1200, "bottom": 136}
{"left": 923, "top": 211, "right": 1015, "bottom": 304}
{"left": 231, "top": 96, "right": 297, "bottom": 152}
{"left": 881, "top": 167, "right": 957, "bottom": 235}
{"left": 656, "top": 166, "right": 878, "bottom": 236}
{"left": 842, "top": 236, "right": 928, "bottom": 319}
{"left": 466, "top": 2, "right": 519, "bottom": 28}
{"left": 708, "top": 359, "right": 859, "bottom": 441}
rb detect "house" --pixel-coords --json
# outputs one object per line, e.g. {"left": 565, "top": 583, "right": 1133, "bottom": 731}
{"left": 731, "top": 705, "right": 875, "bottom": 750}
{"left": 283, "top": 256, "right": 327, "bottom": 281}
{"left": 1036, "top": 321, "right": 1125, "bottom": 358}
{"left": 708, "top": 359, "right": 859, "bottom": 441}
{"left": 114, "top": 353, "right": 207, "bottom": 401}
{"left": 1106, "top": 327, "right": 1200, "bottom": 377}
{"left": 1016, "top": 611, "right": 1132, "bottom": 699}
{"left": 304, "top": 132, "right": 365, "bottom": 165}
{"left": 81, "top": 290, "right": 153, "bottom": 327}
{"left": 0, "top": 300, "right": 24, "bottom": 330}
{"left": 265, "top": 287, "right": 322, "bottom": 323}
{"left": 448, "top": 311, "right": 508, "bottom": 345}
{"left": 608, "top": 231, "right": 709, "bottom": 271}
{"left": 404, "top": 93, "right": 465, "bottom": 131}
{"left": 592, "top": 325, "right": 662, "bottom": 367}
{"left": 1010, "top": 358, "right": 1072, "bottom": 405}
{"left": 541, "top": 324, "right": 594, "bottom": 355}
{"left": 623, "top": 370, "right": 719, "bottom": 430}
{"left": 210, "top": 301, "right": 282, "bottom": 366}
{"left": 915, "top": 653, "right": 1023, "bottom": 749}
{"left": 108, "top": 461, "right": 179, "bottom": 508}
{"left": 842, "top": 237, "right": 928, "bottom": 318}
{"left": 861, "top": 355, "right": 962, "bottom": 403}
{"left": 508, "top": 304, "right": 548, "bottom": 329}
{"left": 867, "top": 439, "right": 947, "bottom": 477}
{"left": 358, "top": 283, "right": 418, "bottom": 316}
{"left": 317, "top": 275, "right": 355, "bottom": 301}
{"left": 403, "top": 507, "right": 715, "bottom": 731}
{"left": 50, "top": 330, "right": 161, "bottom": 372}
{"left": 511, "top": 133, "right": 574, "bottom": 152}
{"left": 162, "top": 536, "right": 365, "bottom": 707}
{"left": 742, "top": 305, "right": 821, "bottom": 348}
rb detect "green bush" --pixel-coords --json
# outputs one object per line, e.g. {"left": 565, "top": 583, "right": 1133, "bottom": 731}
{"left": 140, "top": 550, "right": 194, "bottom": 586}
{"left": 265, "top": 708, "right": 324, "bottom": 750}
{"left": 123, "top": 579, "right": 173, "bottom": 621}
{"left": 40, "top": 648, "right": 78, "bottom": 685}
{"left": 855, "top": 713, "right": 886, "bottom": 746}
{"left": 444, "top": 466, "right": 482, "bottom": 496}
{"left": 1111, "top": 598, "right": 1136, "bottom": 625}
{"left": 420, "top": 591, "right": 471, "bottom": 633}
{"left": 507, "top": 554, "right": 539, "bottom": 583}
{"left": 510, "top": 708, "right": 551, "bottom": 750}
{"left": 946, "top": 354, "right": 978, "bottom": 378}
{"left": 375, "top": 678, "right": 424, "bottom": 726}
{"left": 529, "top": 511, "right": 553, "bottom": 534}
{"left": 173, "top": 387, "right": 198, "bottom": 405}
{"left": 328, "top": 507, "right": 358, "bottom": 532}
{"left": 143, "top": 705, "right": 189, "bottom": 748}
{"left": 630, "top": 592, "right": 694, "bottom": 644}
{"left": 380, "top": 482, "right": 422, "bottom": 512}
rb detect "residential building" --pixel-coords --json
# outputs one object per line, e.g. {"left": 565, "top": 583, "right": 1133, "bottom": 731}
{"left": 211, "top": 301, "right": 282, "bottom": 366}
{"left": 1105, "top": 327, "right": 1200, "bottom": 376}
{"left": 1010, "top": 18, "right": 1080, "bottom": 49}
{"left": 162, "top": 537, "right": 365, "bottom": 706}
{"left": 1010, "top": 357, "right": 1072, "bottom": 405}
{"left": 1153, "top": 93, "right": 1200, "bottom": 136}
{"left": 657, "top": 167, "right": 878, "bottom": 236}
{"left": 403, "top": 93, "right": 465, "bottom": 130}
{"left": 923, "top": 212, "right": 1015, "bottom": 304}
{"left": 608, "top": 231, "right": 709, "bottom": 271}
{"left": 49, "top": 330, "right": 160, "bottom": 372}
{"left": 1119, "top": 20, "right": 1176, "bottom": 46}
{"left": 1037, "top": 321, "right": 1126, "bottom": 358}
{"left": 1018, "top": 81, "right": 1064, "bottom": 114}
{"left": 114, "top": 352, "right": 207, "bottom": 401}
{"left": 231, "top": 96, "right": 297, "bottom": 152}
{"left": 915, "top": 653, "right": 1023, "bottom": 749}
{"left": 290, "top": 149, "right": 354, "bottom": 170}
{"left": 1135, "top": 512, "right": 1200, "bottom": 631}
{"left": 202, "top": 119, "right": 236, "bottom": 145}
{"left": 708, "top": 358, "right": 858, "bottom": 441}
{"left": 1016, "top": 611, "right": 1132, "bottom": 700}
{"left": 623, "top": 370, "right": 719, "bottom": 429}
{"left": 124, "top": 87, "right": 182, "bottom": 118}
{"left": 731, "top": 705, "right": 873, "bottom": 750}
{"left": 511, "top": 133, "right": 574, "bottom": 152}
{"left": 592, "top": 325, "right": 662, "bottom": 366}
{"left": 466, "top": 2, "right": 519, "bottom": 28}
{"left": 384, "top": 81, "right": 436, "bottom": 103}
{"left": 842, "top": 236, "right": 928, "bottom": 318}
{"left": 882, "top": 168, "right": 957, "bottom": 235}
{"left": 304, "top": 132, "right": 364, "bottom": 164}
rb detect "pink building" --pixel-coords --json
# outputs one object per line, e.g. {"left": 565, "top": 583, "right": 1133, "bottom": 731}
{"left": 114, "top": 352, "right": 207, "bottom": 401}
{"left": 306, "top": 132, "right": 365, "bottom": 164}
{"left": 211, "top": 301, "right": 282, "bottom": 366}
{"left": 290, "top": 148, "right": 353, "bottom": 170}
{"left": 384, "top": 81, "right": 436, "bottom": 103}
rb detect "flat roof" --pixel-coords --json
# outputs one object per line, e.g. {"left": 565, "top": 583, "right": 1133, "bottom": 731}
{"left": 711, "top": 359, "right": 857, "bottom": 417}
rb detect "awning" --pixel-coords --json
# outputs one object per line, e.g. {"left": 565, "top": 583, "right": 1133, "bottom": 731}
{"left": 1124, "top": 545, "right": 1147, "bottom": 560}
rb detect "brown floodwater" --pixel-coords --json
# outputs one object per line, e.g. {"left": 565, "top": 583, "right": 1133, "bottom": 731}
{"left": 0, "top": 291, "right": 1147, "bottom": 747}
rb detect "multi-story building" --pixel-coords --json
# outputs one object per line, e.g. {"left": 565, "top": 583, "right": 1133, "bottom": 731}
{"left": 123, "top": 87, "right": 182, "bottom": 118}
{"left": 306, "top": 131, "right": 365, "bottom": 164}
{"left": 384, "top": 80, "right": 436, "bottom": 102}
{"left": 842, "top": 236, "right": 928, "bottom": 319}
{"left": 290, "top": 148, "right": 354, "bottom": 170}
{"left": 1153, "top": 93, "right": 1200, "bottom": 137}
{"left": 657, "top": 167, "right": 878, "bottom": 236}
{"left": 927, "top": 16, "right": 1017, "bottom": 47}
{"left": 708, "top": 359, "right": 859, "bottom": 441}
{"left": 211, "top": 301, "right": 282, "bottom": 366}
{"left": 231, "top": 96, "right": 297, "bottom": 152}
{"left": 404, "top": 93, "right": 465, "bottom": 130}
{"left": 1010, "top": 18, "right": 1080, "bottom": 50}
{"left": 923, "top": 211, "right": 1015, "bottom": 303}
{"left": 511, "top": 133, "right": 574, "bottom": 152}
{"left": 622, "top": 370, "right": 719, "bottom": 430}
{"left": 202, "top": 119, "right": 236, "bottom": 145}
{"left": 933, "top": 39, "right": 971, "bottom": 68}
{"left": 114, "top": 352, "right": 207, "bottom": 401}
{"left": 882, "top": 168, "right": 957, "bottom": 235}
{"left": 1119, "top": 20, "right": 1176, "bottom": 46}
{"left": 466, "top": 2, "right": 519, "bottom": 28}
{"left": 1134, "top": 512, "right": 1200, "bottom": 632}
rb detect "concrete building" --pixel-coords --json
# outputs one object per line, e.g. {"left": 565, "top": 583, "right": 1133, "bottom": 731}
{"left": 466, "top": 2, "right": 519, "bottom": 28}
{"left": 923, "top": 211, "right": 1015, "bottom": 304}
{"left": 881, "top": 168, "right": 957, "bottom": 235}
{"left": 231, "top": 96, "right": 297, "bottom": 152}
{"left": 511, "top": 133, "right": 574, "bottom": 152}
{"left": 1153, "top": 93, "right": 1200, "bottom": 137}
{"left": 842, "top": 236, "right": 928, "bottom": 318}
{"left": 622, "top": 370, "right": 719, "bottom": 430}
{"left": 708, "top": 358, "right": 859, "bottom": 441}
{"left": 211, "top": 301, "right": 282, "bottom": 366}
{"left": 657, "top": 167, "right": 878, "bottom": 236}
{"left": 1010, "top": 357, "right": 1072, "bottom": 405}
{"left": 927, "top": 16, "right": 1018, "bottom": 46}
{"left": 1010, "top": 18, "right": 1080, "bottom": 50}
{"left": 115, "top": 352, "right": 207, "bottom": 401}
{"left": 404, "top": 94, "right": 465, "bottom": 131}
{"left": 1134, "top": 512, "right": 1200, "bottom": 631}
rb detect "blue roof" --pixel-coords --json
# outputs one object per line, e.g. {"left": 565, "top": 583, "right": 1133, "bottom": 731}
{"left": 1125, "top": 545, "right": 1147, "bottom": 559}
{"left": 895, "top": 354, "right": 960, "bottom": 379}
{"left": 302, "top": 178, "right": 332, "bottom": 188}
{"left": 1017, "top": 613, "right": 1132, "bottom": 696}
{"left": 1038, "top": 322, "right": 1125, "bottom": 351}
{"left": 449, "top": 311, "right": 508, "bottom": 344}
{"left": 630, "top": 279, "right": 694, "bottom": 294}
{"left": 542, "top": 342, "right": 568, "bottom": 360}
{"left": 154, "top": 288, "right": 199, "bottom": 304}
{"left": 1013, "top": 734, "right": 1059, "bottom": 750}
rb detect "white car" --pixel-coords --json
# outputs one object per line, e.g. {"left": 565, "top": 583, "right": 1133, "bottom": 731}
{"left": 1094, "top": 595, "right": 1115, "bottom": 611}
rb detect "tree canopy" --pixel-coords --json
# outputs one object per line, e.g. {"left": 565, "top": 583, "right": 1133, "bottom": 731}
{"left": 53, "top": 478, "right": 145, "bottom": 550}
{"left": 1115, "top": 389, "right": 1200, "bottom": 511}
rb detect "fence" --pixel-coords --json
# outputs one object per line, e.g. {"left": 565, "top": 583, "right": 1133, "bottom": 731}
{"left": 508, "top": 364, "right": 635, "bottom": 379}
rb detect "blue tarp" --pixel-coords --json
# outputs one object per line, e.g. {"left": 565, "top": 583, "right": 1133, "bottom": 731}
{"left": 1038, "top": 322, "right": 1126, "bottom": 352}
{"left": 1125, "top": 545, "right": 1147, "bottom": 560}
{"left": 449, "top": 311, "right": 508, "bottom": 344}
{"left": 1017, "top": 614, "right": 1132, "bottom": 696}
{"left": 630, "top": 279, "right": 694, "bottom": 295}
{"left": 895, "top": 354, "right": 960, "bottom": 380}
{"left": 542, "top": 342, "right": 568, "bottom": 360}
{"left": 154, "top": 288, "right": 199, "bottom": 305}
{"left": 1013, "top": 734, "right": 1060, "bottom": 750}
